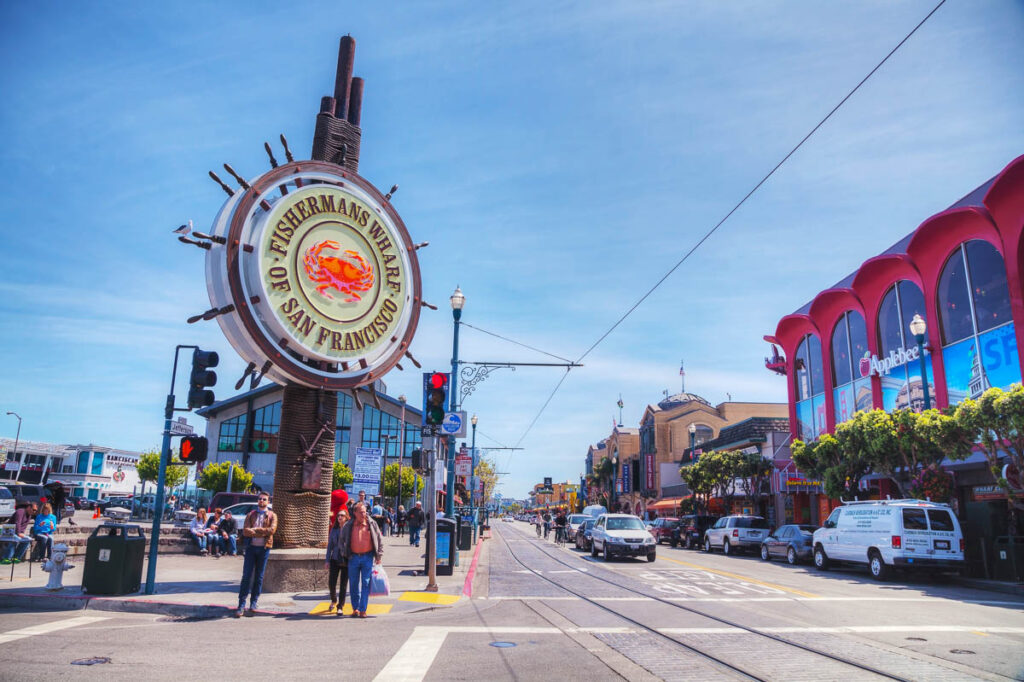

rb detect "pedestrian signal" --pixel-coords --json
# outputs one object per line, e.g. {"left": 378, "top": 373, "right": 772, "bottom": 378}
{"left": 422, "top": 372, "right": 449, "bottom": 426}
{"left": 179, "top": 435, "right": 209, "bottom": 463}
{"left": 411, "top": 449, "right": 424, "bottom": 472}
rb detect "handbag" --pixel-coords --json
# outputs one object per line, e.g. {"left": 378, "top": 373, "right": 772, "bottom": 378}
{"left": 369, "top": 564, "right": 390, "bottom": 597}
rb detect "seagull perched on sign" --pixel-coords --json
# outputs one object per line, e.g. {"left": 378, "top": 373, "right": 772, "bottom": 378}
{"left": 172, "top": 220, "right": 193, "bottom": 235}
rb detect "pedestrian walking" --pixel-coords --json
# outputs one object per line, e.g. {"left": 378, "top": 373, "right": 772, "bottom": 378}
{"left": 235, "top": 493, "right": 277, "bottom": 617}
{"left": 340, "top": 501, "right": 383, "bottom": 618}
{"left": 47, "top": 483, "right": 67, "bottom": 525}
{"left": 324, "top": 508, "right": 350, "bottom": 615}
{"left": 396, "top": 505, "right": 406, "bottom": 537}
{"left": 370, "top": 499, "right": 385, "bottom": 534}
{"left": 406, "top": 501, "right": 423, "bottom": 547}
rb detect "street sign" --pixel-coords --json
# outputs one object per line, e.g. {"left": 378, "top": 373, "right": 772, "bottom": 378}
{"left": 455, "top": 454, "right": 472, "bottom": 477}
{"left": 352, "top": 447, "right": 382, "bottom": 496}
{"left": 3, "top": 461, "right": 19, "bottom": 471}
{"left": 441, "top": 411, "right": 466, "bottom": 437}
{"left": 420, "top": 425, "right": 438, "bottom": 437}
{"left": 170, "top": 418, "right": 194, "bottom": 436}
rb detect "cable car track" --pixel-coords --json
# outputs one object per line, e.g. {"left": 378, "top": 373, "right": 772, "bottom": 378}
{"left": 496, "top": 523, "right": 910, "bottom": 681}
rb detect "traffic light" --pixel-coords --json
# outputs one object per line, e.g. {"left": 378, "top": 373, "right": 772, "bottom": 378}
{"left": 411, "top": 449, "right": 424, "bottom": 472}
{"left": 187, "top": 349, "right": 219, "bottom": 409}
{"left": 180, "top": 435, "right": 209, "bottom": 463}
{"left": 422, "top": 372, "right": 449, "bottom": 426}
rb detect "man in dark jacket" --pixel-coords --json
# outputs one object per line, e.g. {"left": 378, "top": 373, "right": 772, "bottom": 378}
{"left": 406, "top": 501, "right": 424, "bottom": 547}
{"left": 1, "top": 503, "right": 32, "bottom": 563}
{"left": 218, "top": 510, "right": 239, "bottom": 556}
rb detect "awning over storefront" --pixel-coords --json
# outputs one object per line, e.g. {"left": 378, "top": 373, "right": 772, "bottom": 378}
{"left": 648, "top": 496, "right": 690, "bottom": 511}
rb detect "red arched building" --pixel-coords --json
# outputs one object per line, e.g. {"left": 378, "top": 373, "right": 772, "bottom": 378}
{"left": 766, "top": 155, "right": 1024, "bottom": 543}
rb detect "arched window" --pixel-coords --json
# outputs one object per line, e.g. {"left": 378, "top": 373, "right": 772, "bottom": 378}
{"left": 692, "top": 424, "right": 713, "bottom": 446}
{"left": 794, "top": 334, "right": 826, "bottom": 440}
{"left": 876, "top": 281, "right": 934, "bottom": 412}
{"left": 831, "top": 311, "right": 872, "bottom": 424}
{"left": 938, "top": 240, "right": 1020, "bottom": 404}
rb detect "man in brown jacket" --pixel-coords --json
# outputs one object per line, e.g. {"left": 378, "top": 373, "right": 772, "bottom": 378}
{"left": 235, "top": 492, "right": 277, "bottom": 617}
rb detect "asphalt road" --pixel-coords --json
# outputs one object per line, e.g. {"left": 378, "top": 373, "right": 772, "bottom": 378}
{"left": 0, "top": 520, "right": 1021, "bottom": 681}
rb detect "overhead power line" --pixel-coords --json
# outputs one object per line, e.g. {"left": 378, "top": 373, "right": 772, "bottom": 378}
{"left": 510, "top": 0, "right": 948, "bottom": 453}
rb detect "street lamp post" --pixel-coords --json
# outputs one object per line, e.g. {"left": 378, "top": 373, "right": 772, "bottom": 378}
{"left": 397, "top": 395, "right": 406, "bottom": 511}
{"left": 688, "top": 422, "right": 696, "bottom": 461}
{"left": 611, "top": 454, "right": 618, "bottom": 512}
{"left": 909, "top": 314, "right": 932, "bottom": 411}
{"left": 446, "top": 286, "right": 465, "bottom": 518}
{"left": 470, "top": 414, "right": 478, "bottom": 541}
{"left": 6, "top": 412, "right": 21, "bottom": 482}
{"left": 380, "top": 434, "right": 392, "bottom": 507}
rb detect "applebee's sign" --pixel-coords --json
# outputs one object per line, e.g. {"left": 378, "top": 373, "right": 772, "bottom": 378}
{"left": 859, "top": 345, "right": 922, "bottom": 377}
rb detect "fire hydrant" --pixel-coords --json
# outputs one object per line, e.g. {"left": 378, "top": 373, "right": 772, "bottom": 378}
{"left": 42, "top": 543, "right": 75, "bottom": 591}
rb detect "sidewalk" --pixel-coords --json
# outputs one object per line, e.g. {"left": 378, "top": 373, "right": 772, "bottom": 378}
{"left": 0, "top": 531, "right": 487, "bottom": 619}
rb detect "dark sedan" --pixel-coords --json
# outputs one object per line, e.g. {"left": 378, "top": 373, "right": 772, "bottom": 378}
{"left": 671, "top": 515, "right": 719, "bottom": 549}
{"left": 574, "top": 518, "right": 596, "bottom": 551}
{"left": 760, "top": 524, "right": 818, "bottom": 564}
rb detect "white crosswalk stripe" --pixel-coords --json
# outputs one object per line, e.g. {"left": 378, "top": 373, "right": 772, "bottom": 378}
{"left": 0, "top": 616, "right": 109, "bottom": 645}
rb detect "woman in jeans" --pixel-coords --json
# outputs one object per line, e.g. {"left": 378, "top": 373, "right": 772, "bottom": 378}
{"left": 190, "top": 508, "right": 210, "bottom": 554}
{"left": 32, "top": 503, "right": 57, "bottom": 560}
{"left": 324, "top": 508, "right": 350, "bottom": 615}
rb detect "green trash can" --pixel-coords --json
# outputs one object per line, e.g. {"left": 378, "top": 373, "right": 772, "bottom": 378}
{"left": 82, "top": 523, "right": 146, "bottom": 595}
{"left": 992, "top": 536, "right": 1024, "bottom": 583}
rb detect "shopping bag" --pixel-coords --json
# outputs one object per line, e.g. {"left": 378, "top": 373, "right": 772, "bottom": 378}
{"left": 370, "top": 564, "right": 390, "bottom": 596}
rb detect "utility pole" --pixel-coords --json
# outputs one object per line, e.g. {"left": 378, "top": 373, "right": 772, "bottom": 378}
{"left": 424, "top": 435, "right": 438, "bottom": 592}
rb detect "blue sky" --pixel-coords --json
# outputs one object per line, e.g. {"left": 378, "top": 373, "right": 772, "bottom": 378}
{"left": 1, "top": 1, "right": 1022, "bottom": 499}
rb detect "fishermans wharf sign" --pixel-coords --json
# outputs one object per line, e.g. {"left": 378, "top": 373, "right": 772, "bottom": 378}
{"left": 205, "top": 161, "right": 422, "bottom": 389}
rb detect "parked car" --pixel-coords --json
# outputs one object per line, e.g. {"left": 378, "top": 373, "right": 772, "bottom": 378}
{"left": 95, "top": 496, "right": 134, "bottom": 513}
{"left": 0, "top": 486, "right": 14, "bottom": 522}
{"left": 813, "top": 499, "right": 964, "bottom": 580}
{"left": 222, "top": 501, "right": 273, "bottom": 524}
{"left": 760, "top": 524, "right": 817, "bottom": 564}
{"left": 590, "top": 514, "right": 657, "bottom": 562}
{"left": 575, "top": 518, "right": 596, "bottom": 551}
{"left": 703, "top": 515, "right": 770, "bottom": 555}
{"left": 1, "top": 483, "right": 51, "bottom": 509}
{"left": 210, "top": 492, "right": 261, "bottom": 512}
{"left": 567, "top": 514, "right": 590, "bottom": 538}
{"left": 648, "top": 517, "right": 681, "bottom": 545}
{"left": 671, "top": 515, "right": 719, "bottom": 549}
{"left": 67, "top": 495, "right": 94, "bottom": 510}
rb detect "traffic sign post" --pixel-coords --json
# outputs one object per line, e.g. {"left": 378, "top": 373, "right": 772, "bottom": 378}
{"left": 441, "top": 411, "right": 466, "bottom": 437}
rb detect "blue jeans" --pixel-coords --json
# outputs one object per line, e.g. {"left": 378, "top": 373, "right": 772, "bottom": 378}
{"left": 192, "top": 532, "right": 207, "bottom": 551}
{"left": 409, "top": 525, "right": 421, "bottom": 546}
{"left": 348, "top": 552, "right": 374, "bottom": 614}
{"left": 2, "top": 538, "right": 30, "bottom": 561}
{"left": 221, "top": 534, "right": 237, "bottom": 555}
{"left": 238, "top": 545, "right": 270, "bottom": 609}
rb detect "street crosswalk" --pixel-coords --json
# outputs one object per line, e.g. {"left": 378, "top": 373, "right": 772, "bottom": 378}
{"left": 0, "top": 616, "right": 108, "bottom": 645}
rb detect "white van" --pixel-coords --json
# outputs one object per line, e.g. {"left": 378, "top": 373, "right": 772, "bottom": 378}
{"left": 812, "top": 499, "right": 964, "bottom": 580}
{"left": 582, "top": 505, "right": 607, "bottom": 520}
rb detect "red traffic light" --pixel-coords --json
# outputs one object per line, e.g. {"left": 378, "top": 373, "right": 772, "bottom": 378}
{"left": 429, "top": 372, "right": 447, "bottom": 389}
{"left": 180, "top": 435, "right": 209, "bottom": 463}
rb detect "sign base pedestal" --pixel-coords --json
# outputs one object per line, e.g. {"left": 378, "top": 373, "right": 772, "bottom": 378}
{"left": 262, "top": 547, "right": 327, "bottom": 593}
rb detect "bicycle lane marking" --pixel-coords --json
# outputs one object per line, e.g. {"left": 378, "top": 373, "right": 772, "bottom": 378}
{"left": 653, "top": 555, "right": 819, "bottom": 599}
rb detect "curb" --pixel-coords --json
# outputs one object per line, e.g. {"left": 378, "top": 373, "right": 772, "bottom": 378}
{"left": 0, "top": 592, "right": 233, "bottom": 618}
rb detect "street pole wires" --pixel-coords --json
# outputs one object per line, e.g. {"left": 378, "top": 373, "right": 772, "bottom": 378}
{"left": 511, "top": 0, "right": 948, "bottom": 449}
{"left": 460, "top": 322, "right": 574, "bottom": 363}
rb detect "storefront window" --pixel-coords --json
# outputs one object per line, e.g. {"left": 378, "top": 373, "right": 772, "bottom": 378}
{"left": 939, "top": 240, "right": 1020, "bottom": 404}
{"left": 877, "top": 281, "right": 933, "bottom": 412}
{"left": 250, "top": 401, "right": 281, "bottom": 454}
{"left": 831, "top": 311, "right": 872, "bottom": 424}
{"left": 794, "top": 333, "right": 825, "bottom": 440}
{"left": 218, "top": 414, "right": 248, "bottom": 452}
{"left": 335, "top": 392, "right": 353, "bottom": 463}
{"left": 90, "top": 452, "right": 104, "bottom": 475}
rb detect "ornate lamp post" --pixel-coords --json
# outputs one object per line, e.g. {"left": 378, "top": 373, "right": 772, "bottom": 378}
{"left": 6, "top": 412, "right": 21, "bottom": 483}
{"left": 380, "top": 434, "right": 392, "bottom": 506}
{"left": 909, "top": 314, "right": 931, "bottom": 411}
{"left": 688, "top": 422, "right": 696, "bottom": 461}
{"left": 446, "top": 286, "right": 465, "bottom": 518}
{"left": 611, "top": 453, "right": 618, "bottom": 511}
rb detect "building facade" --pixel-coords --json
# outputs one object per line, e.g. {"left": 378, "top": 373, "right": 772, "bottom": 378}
{"left": 0, "top": 438, "right": 142, "bottom": 500}
{"left": 198, "top": 381, "right": 422, "bottom": 492}
{"left": 767, "top": 154, "right": 1024, "bottom": 565}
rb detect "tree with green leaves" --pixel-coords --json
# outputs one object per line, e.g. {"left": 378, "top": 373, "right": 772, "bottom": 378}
{"left": 593, "top": 457, "right": 614, "bottom": 498}
{"left": 332, "top": 461, "right": 353, "bottom": 491}
{"left": 136, "top": 449, "right": 188, "bottom": 490}
{"left": 474, "top": 457, "right": 499, "bottom": 509}
{"left": 955, "top": 384, "right": 1024, "bottom": 529}
{"left": 736, "top": 451, "right": 773, "bottom": 512}
{"left": 382, "top": 462, "right": 423, "bottom": 502}
{"left": 197, "top": 461, "right": 254, "bottom": 493}
{"left": 679, "top": 460, "right": 712, "bottom": 515}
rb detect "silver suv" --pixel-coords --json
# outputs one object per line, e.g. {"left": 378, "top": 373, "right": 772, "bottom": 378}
{"left": 704, "top": 515, "right": 770, "bottom": 556}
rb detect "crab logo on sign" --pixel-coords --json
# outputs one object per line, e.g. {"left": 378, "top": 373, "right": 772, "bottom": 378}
{"left": 203, "top": 162, "right": 422, "bottom": 389}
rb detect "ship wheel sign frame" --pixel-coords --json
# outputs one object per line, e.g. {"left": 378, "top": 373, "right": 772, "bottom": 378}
{"left": 203, "top": 160, "right": 423, "bottom": 390}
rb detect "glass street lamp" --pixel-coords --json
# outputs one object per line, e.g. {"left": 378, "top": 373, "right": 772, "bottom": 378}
{"left": 688, "top": 422, "right": 697, "bottom": 461}
{"left": 909, "top": 314, "right": 931, "bottom": 411}
{"left": 446, "top": 286, "right": 465, "bottom": 517}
